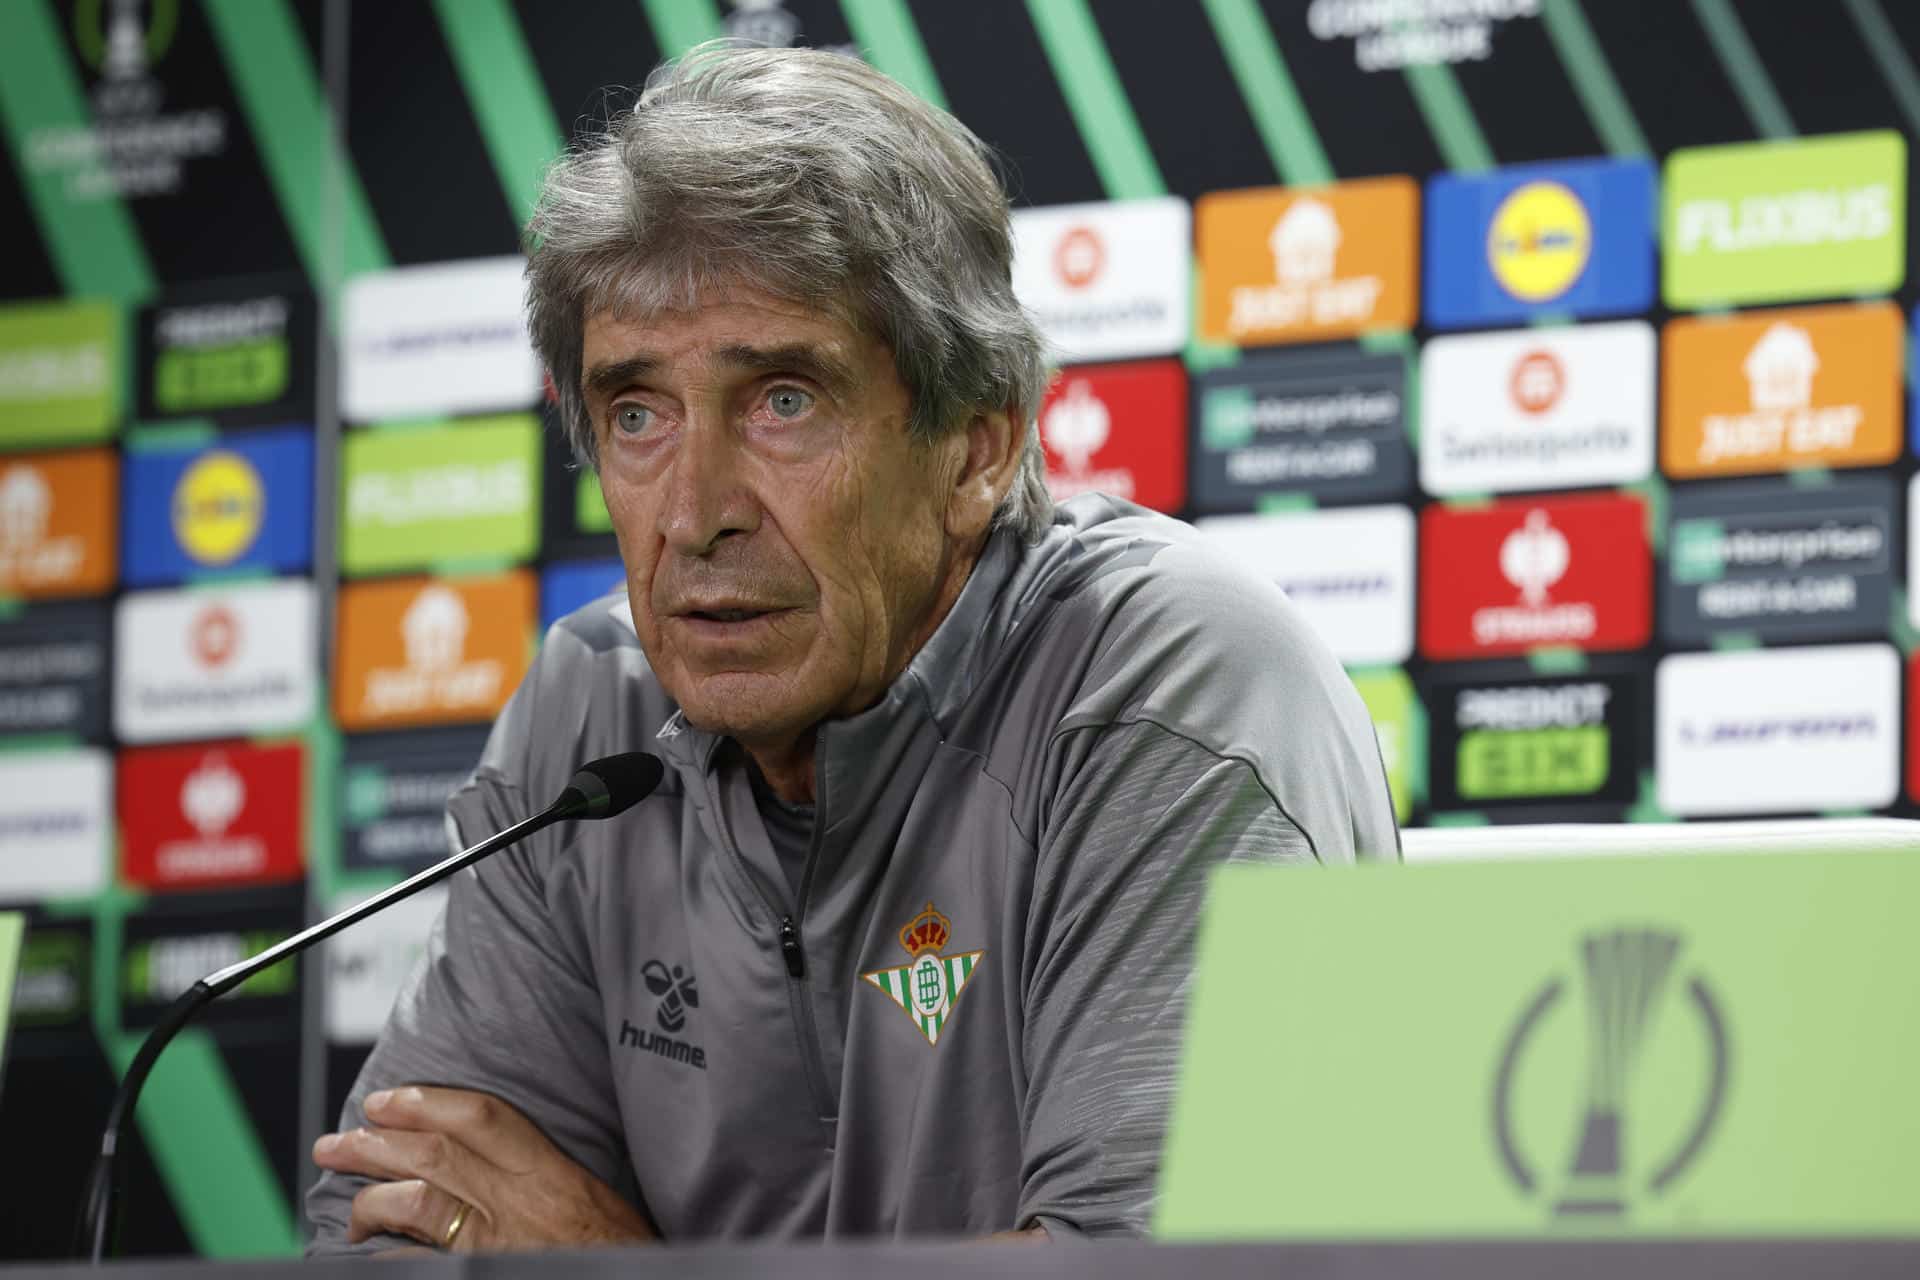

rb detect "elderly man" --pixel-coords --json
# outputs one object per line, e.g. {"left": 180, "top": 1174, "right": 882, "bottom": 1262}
{"left": 307, "top": 43, "right": 1397, "bottom": 1252}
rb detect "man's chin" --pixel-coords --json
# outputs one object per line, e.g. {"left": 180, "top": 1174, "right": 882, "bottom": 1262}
{"left": 668, "top": 676, "right": 822, "bottom": 746}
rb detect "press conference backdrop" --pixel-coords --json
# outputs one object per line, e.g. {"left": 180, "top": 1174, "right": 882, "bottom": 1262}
{"left": 1, "top": 0, "right": 1918, "bottom": 1260}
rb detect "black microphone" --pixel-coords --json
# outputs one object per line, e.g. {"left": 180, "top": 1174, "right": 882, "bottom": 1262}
{"left": 76, "top": 751, "right": 665, "bottom": 1263}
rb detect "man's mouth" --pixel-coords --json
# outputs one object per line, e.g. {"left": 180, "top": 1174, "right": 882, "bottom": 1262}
{"left": 688, "top": 609, "right": 769, "bottom": 622}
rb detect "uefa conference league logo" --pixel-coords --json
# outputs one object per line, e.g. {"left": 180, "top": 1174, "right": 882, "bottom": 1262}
{"left": 1492, "top": 928, "right": 1728, "bottom": 1218}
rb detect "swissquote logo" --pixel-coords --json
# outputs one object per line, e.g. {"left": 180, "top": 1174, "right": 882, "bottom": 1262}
{"left": 1493, "top": 928, "right": 1728, "bottom": 1218}
{"left": 863, "top": 902, "right": 985, "bottom": 1048}
{"left": 619, "top": 958, "right": 707, "bottom": 1070}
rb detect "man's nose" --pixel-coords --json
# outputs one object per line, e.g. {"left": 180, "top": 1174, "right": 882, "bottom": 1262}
{"left": 656, "top": 416, "right": 759, "bottom": 556}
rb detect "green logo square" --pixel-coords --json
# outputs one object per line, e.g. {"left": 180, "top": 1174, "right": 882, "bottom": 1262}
{"left": 341, "top": 415, "right": 541, "bottom": 574}
{"left": 0, "top": 300, "right": 122, "bottom": 447}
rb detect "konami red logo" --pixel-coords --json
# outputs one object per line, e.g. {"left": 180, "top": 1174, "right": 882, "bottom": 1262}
{"left": 1419, "top": 493, "right": 1650, "bottom": 660}
{"left": 118, "top": 740, "right": 304, "bottom": 891}
{"left": 1037, "top": 360, "right": 1186, "bottom": 513}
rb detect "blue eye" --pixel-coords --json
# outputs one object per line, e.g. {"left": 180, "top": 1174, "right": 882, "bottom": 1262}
{"left": 613, "top": 404, "right": 653, "bottom": 434}
{"left": 767, "top": 388, "right": 813, "bottom": 420}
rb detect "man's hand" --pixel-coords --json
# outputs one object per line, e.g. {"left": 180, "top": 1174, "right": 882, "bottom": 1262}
{"left": 312, "top": 1085, "right": 654, "bottom": 1253}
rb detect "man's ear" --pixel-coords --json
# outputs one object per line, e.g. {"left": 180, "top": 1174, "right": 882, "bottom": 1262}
{"left": 945, "top": 408, "right": 1023, "bottom": 542}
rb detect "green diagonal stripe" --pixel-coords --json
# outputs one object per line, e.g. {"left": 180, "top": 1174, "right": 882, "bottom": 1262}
{"left": 1541, "top": 0, "right": 1650, "bottom": 157}
{"left": 0, "top": 0, "right": 155, "bottom": 299}
{"left": 1022, "top": 0, "right": 1165, "bottom": 199}
{"left": 1201, "top": 0, "right": 1333, "bottom": 185}
{"left": 1843, "top": 0, "right": 1920, "bottom": 139}
{"left": 641, "top": 0, "right": 725, "bottom": 56}
{"left": 1402, "top": 60, "right": 1495, "bottom": 173}
{"left": 202, "top": 0, "right": 389, "bottom": 285}
{"left": 840, "top": 0, "right": 947, "bottom": 111}
{"left": 1692, "top": 0, "right": 1795, "bottom": 139}
{"left": 434, "top": 0, "right": 566, "bottom": 227}
{"left": 109, "top": 1029, "right": 302, "bottom": 1257}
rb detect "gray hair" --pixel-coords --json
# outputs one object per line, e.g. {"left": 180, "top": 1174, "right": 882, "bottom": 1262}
{"left": 524, "top": 41, "right": 1055, "bottom": 542}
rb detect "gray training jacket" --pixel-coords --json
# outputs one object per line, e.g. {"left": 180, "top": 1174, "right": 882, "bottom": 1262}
{"left": 307, "top": 495, "right": 1400, "bottom": 1249}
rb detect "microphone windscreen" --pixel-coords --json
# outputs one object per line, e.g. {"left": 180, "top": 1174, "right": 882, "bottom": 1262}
{"left": 563, "top": 752, "right": 666, "bottom": 819}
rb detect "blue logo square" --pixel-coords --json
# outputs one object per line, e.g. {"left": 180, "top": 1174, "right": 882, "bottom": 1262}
{"left": 122, "top": 427, "right": 315, "bottom": 586}
{"left": 541, "top": 559, "right": 627, "bottom": 630}
{"left": 1423, "top": 156, "right": 1656, "bottom": 329}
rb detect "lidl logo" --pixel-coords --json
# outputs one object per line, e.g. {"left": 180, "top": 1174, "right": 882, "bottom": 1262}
{"left": 1487, "top": 181, "right": 1591, "bottom": 302}
{"left": 123, "top": 427, "right": 313, "bottom": 585}
{"left": 1661, "top": 302, "right": 1900, "bottom": 478}
{"left": 0, "top": 450, "right": 117, "bottom": 599}
{"left": 335, "top": 572, "right": 534, "bottom": 731}
{"left": 1425, "top": 157, "right": 1654, "bottom": 329}
{"left": 1421, "top": 321, "right": 1654, "bottom": 496}
{"left": 1037, "top": 361, "right": 1186, "bottom": 512}
{"left": 0, "top": 299, "right": 121, "bottom": 448}
{"left": 1419, "top": 494, "right": 1650, "bottom": 660}
{"left": 1197, "top": 177, "right": 1418, "bottom": 345}
{"left": 1664, "top": 131, "right": 1906, "bottom": 308}
{"left": 341, "top": 416, "right": 540, "bottom": 575}
{"left": 1012, "top": 197, "right": 1191, "bottom": 361}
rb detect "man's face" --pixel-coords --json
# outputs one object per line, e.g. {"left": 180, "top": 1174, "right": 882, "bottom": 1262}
{"left": 580, "top": 289, "right": 969, "bottom": 748}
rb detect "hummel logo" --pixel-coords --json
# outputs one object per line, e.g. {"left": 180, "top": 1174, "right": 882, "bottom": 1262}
{"left": 642, "top": 959, "right": 697, "bottom": 1032}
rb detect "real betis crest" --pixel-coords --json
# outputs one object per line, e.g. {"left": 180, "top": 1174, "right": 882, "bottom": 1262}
{"left": 862, "top": 901, "right": 984, "bottom": 1047}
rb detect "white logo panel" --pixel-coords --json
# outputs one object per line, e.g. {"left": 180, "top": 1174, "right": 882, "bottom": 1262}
{"left": 0, "top": 749, "right": 111, "bottom": 901}
{"left": 1420, "top": 321, "right": 1654, "bottom": 495}
{"left": 1195, "top": 505, "right": 1414, "bottom": 665}
{"left": 114, "top": 579, "right": 316, "bottom": 742}
{"left": 1012, "top": 197, "right": 1191, "bottom": 362}
{"left": 342, "top": 257, "right": 541, "bottom": 421}
{"left": 325, "top": 885, "right": 447, "bottom": 1043}
{"left": 1657, "top": 644, "right": 1898, "bottom": 816}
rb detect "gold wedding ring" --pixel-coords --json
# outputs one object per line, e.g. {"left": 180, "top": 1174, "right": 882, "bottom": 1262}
{"left": 442, "top": 1201, "right": 472, "bottom": 1250}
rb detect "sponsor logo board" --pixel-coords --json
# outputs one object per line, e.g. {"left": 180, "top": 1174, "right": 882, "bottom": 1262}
{"left": 541, "top": 559, "right": 627, "bottom": 630}
{"left": 335, "top": 572, "right": 534, "bottom": 731}
{"left": 0, "top": 300, "right": 120, "bottom": 447}
{"left": 1192, "top": 348, "right": 1411, "bottom": 510}
{"left": 123, "top": 427, "right": 314, "bottom": 585}
{"left": 1425, "top": 157, "right": 1656, "bottom": 328}
{"left": 1910, "top": 651, "right": 1920, "bottom": 804}
{"left": 1197, "top": 177, "right": 1418, "bottom": 345}
{"left": 1662, "top": 302, "right": 1901, "bottom": 478}
{"left": 120, "top": 889, "right": 303, "bottom": 1029}
{"left": 1011, "top": 196, "right": 1191, "bottom": 361}
{"left": 341, "top": 258, "right": 541, "bottom": 421}
{"left": 136, "top": 288, "right": 314, "bottom": 423}
{"left": 1349, "top": 667, "right": 1420, "bottom": 824}
{"left": 0, "top": 603, "right": 110, "bottom": 739}
{"left": 341, "top": 728, "right": 486, "bottom": 872}
{"left": 118, "top": 741, "right": 304, "bottom": 892}
{"left": 0, "top": 449, "right": 117, "bottom": 599}
{"left": 114, "top": 578, "right": 316, "bottom": 742}
{"left": 1664, "top": 131, "right": 1906, "bottom": 308}
{"left": 1419, "top": 494, "right": 1650, "bottom": 660}
{"left": 13, "top": 923, "right": 92, "bottom": 1031}
{"left": 0, "top": 750, "right": 111, "bottom": 902}
{"left": 1425, "top": 661, "right": 1642, "bottom": 812}
{"left": 1037, "top": 361, "right": 1186, "bottom": 512}
{"left": 341, "top": 416, "right": 541, "bottom": 574}
{"left": 1667, "top": 477, "right": 1892, "bottom": 644}
{"left": 1657, "top": 644, "right": 1898, "bottom": 815}
{"left": 1195, "top": 505, "right": 1414, "bottom": 666}
{"left": 1420, "top": 321, "right": 1654, "bottom": 495}
{"left": 325, "top": 885, "right": 447, "bottom": 1043}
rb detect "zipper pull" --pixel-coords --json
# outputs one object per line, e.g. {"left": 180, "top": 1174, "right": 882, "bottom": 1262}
{"left": 778, "top": 915, "right": 806, "bottom": 978}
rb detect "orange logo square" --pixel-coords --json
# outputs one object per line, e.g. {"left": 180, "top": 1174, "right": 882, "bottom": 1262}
{"left": 334, "top": 571, "right": 534, "bottom": 731}
{"left": 0, "top": 449, "right": 117, "bottom": 598}
{"left": 1662, "top": 301, "right": 1902, "bottom": 478}
{"left": 1197, "top": 176, "right": 1419, "bottom": 345}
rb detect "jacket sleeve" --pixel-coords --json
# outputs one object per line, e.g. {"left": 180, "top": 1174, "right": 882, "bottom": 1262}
{"left": 1016, "top": 717, "right": 1316, "bottom": 1239}
{"left": 303, "top": 766, "right": 639, "bottom": 1256}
